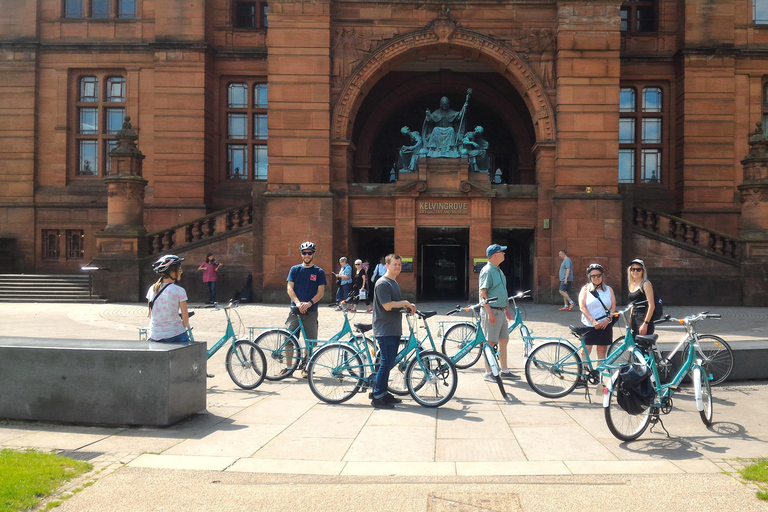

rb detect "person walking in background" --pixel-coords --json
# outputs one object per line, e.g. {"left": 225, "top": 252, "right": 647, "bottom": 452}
{"left": 479, "top": 244, "right": 520, "bottom": 382}
{"left": 286, "top": 241, "right": 327, "bottom": 377}
{"left": 333, "top": 257, "right": 353, "bottom": 307}
{"left": 370, "top": 256, "right": 387, "bottom": 310}
{"left": 558, "top": 249, "right": 574, "bottom": 311}
{"left": 371, "top": 254, "right": 416, "bottom": 409}
{"left": 578, "top": 263, "right": 616, "bottom": 361}
{"left": 198, "top": 253, "right": 222, "bottom": 304}
{"left": 352, "top": 259, "right": 370, "bottom": 313}
{"left": 627, "top": 258, "right": 656, "bottom": 336}
{"left": 147, "top": 255, "right": 190, "bottom": 344}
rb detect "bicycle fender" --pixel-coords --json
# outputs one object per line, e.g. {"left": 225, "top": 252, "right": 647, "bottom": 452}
{"left": 602, "top": 371, "right": 619, "bottom": 408}
{"left": 693, "top": 366, "right": 704, "bottom": 412}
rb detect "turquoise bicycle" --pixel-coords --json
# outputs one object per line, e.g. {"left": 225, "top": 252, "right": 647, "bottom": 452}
{"left": 604, "top": 312, "right": 719, "bottom": 441}
{"left": 253, "top": 299, "right": 372, "bottom": 381}
{"left": 187, "top": 300, "right": 266, "bottom": 390}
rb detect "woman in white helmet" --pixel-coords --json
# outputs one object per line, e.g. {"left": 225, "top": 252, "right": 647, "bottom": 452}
{"left": 146, "top": 254, "right": 190, "bottom": 343}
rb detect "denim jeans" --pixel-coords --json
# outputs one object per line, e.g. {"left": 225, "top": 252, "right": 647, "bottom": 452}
{"left": 206, "top": 281, "right": 216, "bottom": 303}
{"left": 336, "top": 283, "right": 351, "bottom": 303}
{"left": 373, "top": 335, "right": 399, "bottom": 399}
{"left": 151, "top": 331, "right": 190, "bottom": 344}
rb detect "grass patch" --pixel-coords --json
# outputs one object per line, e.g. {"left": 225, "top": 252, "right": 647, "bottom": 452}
{"left": 740, "top": 458, "right": 768, "bottom": 501}
{"left": 0, "top": 449, "right": 92, "bottom": 512}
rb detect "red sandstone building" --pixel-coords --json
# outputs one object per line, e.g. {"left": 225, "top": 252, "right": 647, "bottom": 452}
{"left": 1, "top": 0, "right": 767, "bottom": 305}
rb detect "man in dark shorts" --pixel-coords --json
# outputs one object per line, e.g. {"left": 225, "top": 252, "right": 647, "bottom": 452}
{"left": 558, "top": 249, "right": 574, "bottom": 311}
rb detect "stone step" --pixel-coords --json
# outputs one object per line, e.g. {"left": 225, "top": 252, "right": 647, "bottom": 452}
{"left": 0, "top": 274, "right": 105, "bottom": 302}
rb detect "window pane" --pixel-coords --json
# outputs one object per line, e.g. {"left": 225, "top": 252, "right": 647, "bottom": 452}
{"left": 255, "top": 83, "right": 268, "bottom": 108}
{"left": 254, "top": 114, "right": 268, "bottom": 139}
{"left": 91, "top": 0, "right": 109, "bottom": 18}
{"left": 620, "top": 8, "right": 628, "bottom": 32}
{"left": 79, "top": 140, "right": 98, "bottom": 175}
{"left": 619, "top": 118, "right": 635, "bottom": 143}
{"left": 642, "top": 118, "right": 662, "bottom": 143}
{"left": 42, "top": 230, "right": 60, "bottom": 259}
{"left": 642, "top": 87, "right": 662, "bottom": 112}
{"left": 254, "top": 145, "right": 268, "bottom": 180}
{"left": 619, "top": 149, "right": 635, "bottom": 183}
{"left": 228, "top": 83, "right": 248, "bottom": 108}
{"left": 228, "top": 114, "right": 248, "bottom": 139}
{"left": 641, "top": 149, "right": 661, "bottom": 183}
{"left": 106, "top": 77, "right": 125, "bottom": 102}
{"left": 636, "top": 7, "right": 655, "bottom": 32}
{"left": 105, "top": 140, "right": 119, "bottom": 175}
{"left": 620, "top": 88, "right": 635, "bottom": 112}
{"left": 106, "top": 108, "right": 125, "bottom": 134}
{"left": 79, "top": 108, "right": 98, "bottom": 134}
{"left": 80, "top": 77, "right": 98, "bottom": 102}
{"left": 261, "top": 3, "right": 268, "bottom": 28}
{"left": 117, "top": 0, "right": 135, "bottom": 18}
{"left": 755, "top": 0, "right": 768, "bottom": 24}
{"left": 64, "top": 0, "right": 83, "bottom": 18}
{"left": 235, "top": 2, "right": 256, "bottom": 28}
{"left": 66, "top": 230, "right": 85, "bottom": 260}
{"left": 227, "top": 145, "right": 248, "bottom": 179}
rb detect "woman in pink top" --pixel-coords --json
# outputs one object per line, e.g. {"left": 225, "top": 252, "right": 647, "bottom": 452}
{"left": 198, "top": 253, "right": 222, "bottom": 304}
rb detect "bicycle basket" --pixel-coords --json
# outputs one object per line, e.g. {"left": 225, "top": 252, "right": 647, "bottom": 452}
{"left": 616, "top": 362, "right": 654, "bottom": 415}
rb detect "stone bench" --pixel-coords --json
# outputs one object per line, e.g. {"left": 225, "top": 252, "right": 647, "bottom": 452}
{"left": 0, "top": 337, "right": 206, "bottom": 426}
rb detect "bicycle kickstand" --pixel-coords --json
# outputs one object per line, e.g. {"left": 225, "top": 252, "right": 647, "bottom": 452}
{"left": 649, "top": 413, "right": 670, "bottom": 438}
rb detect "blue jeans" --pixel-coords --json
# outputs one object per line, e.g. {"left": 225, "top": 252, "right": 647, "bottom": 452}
{"left": 206, "top": 281, "right": 216, "bottom": 303}
{"left": 151, "top": 331, "right": 190, "bottom": 344}
{"left": 374, "top": 336, "right": 399, "bottom": 399}
{"left": 336, "top": 283, "right": 351, "bottom": 303}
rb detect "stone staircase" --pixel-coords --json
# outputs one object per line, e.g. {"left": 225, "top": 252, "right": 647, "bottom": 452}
{"left": 0, "top": 274, "right": 107, "bottom": 303}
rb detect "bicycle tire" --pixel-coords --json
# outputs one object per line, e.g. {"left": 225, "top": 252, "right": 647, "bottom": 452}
{"left": 604, "top": 387, "right": 653, "bottom": 442}
{"left": 697, "top": 367, "right": 714, "bottom": 426}
{"left": 441, "top": 323, "right": 481, "bottom": 369}
{"left": 306, "top": 343, "right": 364, "bottom": 404}
{"left": 254, "top": 329, "right": 301, "bottom": 381}
{"left": 607, "top": 336, "right": 634, "bottom": 368}
{"left": 483, "top": 343, "right": 507, "bottom": 398}
{"left": 684, "top": 334, "right": 733, "bottom": 386}
{"left": 406, "top": 350, "right": 458, "bottom": 408}
{"left": 524, "top": 342, "right": 582, "bottom": 399}
{"left": 225, "top": 339, "right": 267, "bottom": 390}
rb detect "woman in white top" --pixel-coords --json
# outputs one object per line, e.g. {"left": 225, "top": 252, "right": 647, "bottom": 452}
{"left": 146, "top": 254, "right": 190, "bottom": 343}
{"left": 578, "top": 263, "right": 616, "bottom": 360}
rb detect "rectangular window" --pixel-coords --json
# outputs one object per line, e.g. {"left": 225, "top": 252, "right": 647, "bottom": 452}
{"left": 224, "top": 81, "right": 268, "bottom": 181}
{"left": 106, "top": 77, "right": 125, "bottom": 102}
{"left": 64, "top": 0, "right": 83, "bottom": 18}
{"left": 79, "top": 108, "right": 99, "bottom": 134}
{"left": 79, "top": 140, "right": 98, "bottom": 175}
{"left": 117, "top": 0, "right": 136, "bottom": 18}
{"left": 228, "top": 144, "right": 248, "bottom": 179}
{"left": 254, "top": 145, "right": 268, "bottom": 180}
{"left": 42, "top": 230, "right": 60, "bottom": 260}
{"left": 755, "top": 0, "right": 768, "bottom": 24}
{"left": 619, "top": 118, "right": 635, "bottom": 143}
{"left": 80, "top": 77, "right": 99, "bottom": 102}
{"left": 619, "top": 85, "right": 664, "bottom": 185}
{"left": 228, "top": 113, "right": 248, "bottom": 139}
{"left": 641, "top": 149, "right": 661, "bottom": 183}
{"left": 91, "top": 0, "right": 110, "bottom": 18}
{"left": 66, "top": 230, "right": 85, "bottom": 260}
{"left": 619, "top": 149, "right": 635, "bottom": 183}
{"left": 106, "top": 108, "right": 125, "bottom": 134}
{"left": 235, "top": 2, "right": 256, "bottom": 28}
{"left": 621, "top": 1, "right": 656, "bottom": 33}
{"left": 253, "top": 114, "right": 268, "bottom": 140}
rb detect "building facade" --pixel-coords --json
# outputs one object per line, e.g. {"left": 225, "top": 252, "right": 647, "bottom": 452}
{"left": 2, "top": 0, "right": 768, "bottom": 304}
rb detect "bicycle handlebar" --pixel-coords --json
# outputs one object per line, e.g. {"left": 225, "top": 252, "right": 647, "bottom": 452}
{"left": 508, "top": 290, "right": 532, "bottom": 301}
{"left": 662, "top": 312, "right": 721, "bottom": 325}
{"left": 446, "top": 296, "right": 498, "bottom": 316}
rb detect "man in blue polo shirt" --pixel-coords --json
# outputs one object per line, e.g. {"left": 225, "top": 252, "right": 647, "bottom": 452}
{"left": 286, "top": 241, "right": 327, "bottom": 377}
{"left": 479, "top": 244, "right": 520, "bottom": 382}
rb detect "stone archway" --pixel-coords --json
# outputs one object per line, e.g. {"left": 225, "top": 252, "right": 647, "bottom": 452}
{"left": 331, "top": 23, "right": 555, "bottom": 145}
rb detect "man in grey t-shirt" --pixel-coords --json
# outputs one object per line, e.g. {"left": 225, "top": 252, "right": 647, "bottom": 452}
{"left": 558, "top": 249, "right": 574, "bottom": 311}
{"left": 371, "top": 254, "right": 416, "bottom": 409}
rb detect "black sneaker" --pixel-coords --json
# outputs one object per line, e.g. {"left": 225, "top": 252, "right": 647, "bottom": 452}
{"left": 383, "top": 393, "right": 402, "bottom": 404}
{"left": 371, "top": 397, "right": 395, "bottom": 409}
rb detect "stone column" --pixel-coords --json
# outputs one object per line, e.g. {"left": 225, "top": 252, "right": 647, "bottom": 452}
{"left": 738, "top": 122, "right": 768, "bottom": 306}
{"left": 92, "top": 117, "right": 148, "bottom": 301}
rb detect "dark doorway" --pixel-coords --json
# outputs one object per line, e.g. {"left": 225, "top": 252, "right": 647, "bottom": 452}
{"left": 491, "top": 228, "right": 534, "bottom": 296}
{"left": 418, "top": 228, "right": 469, "bottom": 300}
{"left": 351, "top": 227, "right": 395, "bottom": 279}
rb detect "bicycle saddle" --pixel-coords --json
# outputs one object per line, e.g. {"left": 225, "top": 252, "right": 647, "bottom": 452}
{"left": 635, "top": 334, "right": 658, "bottom": 349}
{"left": 570, "top": 325, "right": 593, "bottom": 337}
{"left": 418, "top": 310, "right": 438, "bottom": 319}
{"left": 354, "top": 323, "right": 373, "bottom": 333}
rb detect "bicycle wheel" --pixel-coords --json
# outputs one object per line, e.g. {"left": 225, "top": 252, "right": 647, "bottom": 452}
{"left": 406, "top": 350, "right": 458, "bottom": 408}
{"left": 225, "top": 339, "right": 267, "bottom": 390}
{"left": 254, "top": 329, "right": 301, "bottom": 381}
{"left": 697, "top": 367, "right": 714, "bottom": 426}
{"left": 441, "top": 323, "right": 481, "bottom": 369}
{"left": 306, "top": 343, "right": 364, "bottom": 404}
{"left": 686, "top": 335, "right": 733, "bottom": 386}
{"left": 607, "top": 336, "right": 634, "bottom": 367}
{"left": 525, "top": 342, "right": 582, "bottom": 399}
{"left": 604, "top": 385, "right": 653, "bottom": 442}
{"left": 483, "top": 343, "right": 506, "bottom": 398}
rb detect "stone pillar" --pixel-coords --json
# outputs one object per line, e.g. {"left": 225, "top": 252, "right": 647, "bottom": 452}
{"left": 738, "top": 122, "right": 768, "bottom": 306}
{"left": 92, "top": 117, "right": 148, "bottom": 302}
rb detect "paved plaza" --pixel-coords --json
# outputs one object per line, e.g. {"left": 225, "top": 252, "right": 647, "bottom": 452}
{"left": 1, "top": 301, "right": 767, "bottom": 510}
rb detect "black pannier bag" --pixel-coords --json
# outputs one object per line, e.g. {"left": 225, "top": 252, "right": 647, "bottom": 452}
{"left": 615, "top": 362, "right": 654, "bottom": 415}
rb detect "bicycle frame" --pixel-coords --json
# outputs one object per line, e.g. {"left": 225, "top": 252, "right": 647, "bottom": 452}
{"left": 187, "top": 302, "right": 241, "bottom": 360}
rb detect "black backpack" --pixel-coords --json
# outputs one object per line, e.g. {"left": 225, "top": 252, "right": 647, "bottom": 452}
{"left": 616, "top": 363, "right": 655, "bottom": 415}
{"left": 650, "top": 297, "right": 663, "bottom": 322}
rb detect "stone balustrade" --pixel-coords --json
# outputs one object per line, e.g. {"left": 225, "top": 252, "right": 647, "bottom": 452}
{"left": 147, "top": 204, "right": 253, "bottom": 255}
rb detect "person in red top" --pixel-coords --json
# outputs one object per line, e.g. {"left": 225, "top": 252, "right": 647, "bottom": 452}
{"left": 198, "top": 253, "right": 222, "bottom": 304}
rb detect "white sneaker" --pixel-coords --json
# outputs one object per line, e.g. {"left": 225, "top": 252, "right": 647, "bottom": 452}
{"left": 483, "top": 372, "right": 495, "bottom": 382}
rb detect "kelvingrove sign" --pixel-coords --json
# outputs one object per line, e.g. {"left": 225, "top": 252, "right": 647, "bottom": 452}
{"left": 418, "top": 201, "right": 468, "bottom": 215}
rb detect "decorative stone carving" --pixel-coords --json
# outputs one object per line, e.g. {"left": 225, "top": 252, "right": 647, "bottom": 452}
{"left": 331, "top": 27, "right": 371, "bottom": 87}
{"left": 426, "top": 7, "right": 459, "bottom": 43}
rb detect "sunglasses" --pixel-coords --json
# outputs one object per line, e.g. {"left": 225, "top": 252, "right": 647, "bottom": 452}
{"left": 302, "top": 251, "right": 314, "bottom": 256}
{"left": 589, "top": 274, "right": 603, "bottom": 279}
{"left": 355, "top": 263, "right": 361, "bottom": 266}
{"left": 630, "top": 267, "right": 643, "bottom": 272}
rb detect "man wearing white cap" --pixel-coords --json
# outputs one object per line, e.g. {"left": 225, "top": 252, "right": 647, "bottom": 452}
{"left": 479, "top": 244, "right": 520, "bottom": 381}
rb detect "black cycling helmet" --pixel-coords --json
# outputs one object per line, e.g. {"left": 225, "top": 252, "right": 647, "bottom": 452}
{"left": 152, "top": 254, "right": 184, "bottom": 274}
{"left": 586, "top": 263, "right": 604, "bottom": 276}
{"left": 300, "top": 241, "right": 316, "bottom": 253}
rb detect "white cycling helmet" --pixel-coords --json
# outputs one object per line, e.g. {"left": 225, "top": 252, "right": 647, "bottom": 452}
{"left": 152, "top": 254, "right": 184, "bottom": 274}
{"left": 299, "top": 241, "right": 316, "bottom": 253}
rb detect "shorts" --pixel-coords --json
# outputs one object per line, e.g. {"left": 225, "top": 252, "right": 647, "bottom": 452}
{"left": 286, "top": 309, "right": 318, "bottom": 341}
{"left": 582, "top": 326, "right": 613, "bottom": 346}
{"left": 559, "top": 282, "right": 572, "bottom": 292}
{"left": 481, "top": 308, "right": 509, "bottom": 343}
